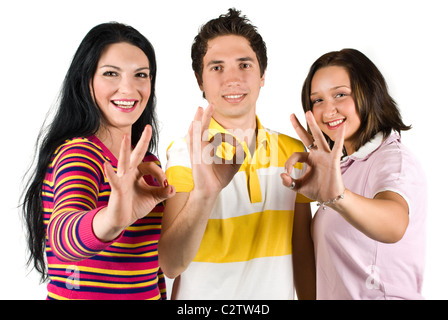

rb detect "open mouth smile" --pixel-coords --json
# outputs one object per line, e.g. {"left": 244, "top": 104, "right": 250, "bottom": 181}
{"left": 326, "top": 118, "right": 345, "bottom": 129}
{"left": 111, "top": 100, "right": 138, "bottom": 112}
{"left": 222, "top": 94, "right": 247, "bottom": 104}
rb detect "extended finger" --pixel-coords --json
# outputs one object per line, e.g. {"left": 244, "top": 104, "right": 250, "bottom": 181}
{"left": 117, "top": 134, "right": 131, "bottom": 176}
{"left": 290, "top": 113, "right": 313, "bottom": 147}
{"left": 104, "top": 161, "right": 118, "bottom": 186}
{"left": 332, "top": 120, "right": 346, "bottom": 158}
{"left": 130, "top": 125, "right": 152, "bottom": 167}
{"left": 192, "top": 106, "right": 204, "bottom": 123}
{"left": 188, "top": 107, "right": 204, "bottom": 165}
{"left": 189, "top": 106, "right": 205, "bottom": 145}
{"left": 201, "top": 104, "right": 214, "bottom": 134}
{"left": 305, "top": 111, "right": 331, "bottom": 152}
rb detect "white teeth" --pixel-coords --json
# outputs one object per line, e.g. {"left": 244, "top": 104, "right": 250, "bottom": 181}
{"left": 113, "top": 100, "right": 136, "bottom": 108}
{"left": 328, "top": 119, "right": 344, "bottom": 127}
{"left": 224, "top": 94, "right": 244, "bottom": 99}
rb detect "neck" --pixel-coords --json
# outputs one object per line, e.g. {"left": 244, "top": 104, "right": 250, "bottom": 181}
{"left": 95, "top": 125, "right": 132, "bottom": 160}
{"left": 212, "top": 113, "right": 258, "bottom": 155}
{"left": 343, "top": 138, "right": 356, "bottom": 156}
{"left": 213, "top": 109, "right": 256, "bottom": 132}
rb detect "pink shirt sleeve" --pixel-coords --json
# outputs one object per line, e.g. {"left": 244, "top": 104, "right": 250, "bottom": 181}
{"left": 366, "top": 138, "right": 426, "bottom": 217}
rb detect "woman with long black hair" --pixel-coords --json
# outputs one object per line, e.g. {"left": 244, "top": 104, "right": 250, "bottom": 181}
{"left": 21, "top": 22, "right": 175, "bottom": 300}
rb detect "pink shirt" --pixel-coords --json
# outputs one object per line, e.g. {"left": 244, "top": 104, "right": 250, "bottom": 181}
{"left": 312, "top": 132, "right": 427, "bottom": 299}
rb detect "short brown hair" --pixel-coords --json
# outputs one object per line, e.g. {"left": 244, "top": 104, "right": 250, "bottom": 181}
{"left": 191, "top": 8, "right": 267, "bottom": 84}
{"left": 301, "top": 48, "right": 411, "bottom": 153}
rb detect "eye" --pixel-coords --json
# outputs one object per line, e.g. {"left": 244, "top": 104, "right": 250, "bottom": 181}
{"left": 240, "top": 63, "right": 251, "bottom": 69}
{"left": 211, "top": 65, "right": 222, "bottom": 71}
{"left": 311, "top": 98, "right": 323, "bottom": 105}
{"left": 136, "top": 72, "right": 149, "bottom": 79}
{"left": 335, "top": 93, "right": 347, "bottom": 98}
{"left": 103, "top": 71, "right": 118, "bottom": 77}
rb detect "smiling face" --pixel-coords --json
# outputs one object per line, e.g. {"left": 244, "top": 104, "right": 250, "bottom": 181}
{"left": 310, "top": 66, "right": 361, "bottom": 155}
{"left": 198, "top": 35, "right": 265, "bottom": 130}
{"left": 92, "top": 42, "right": 151, "bottom": 135}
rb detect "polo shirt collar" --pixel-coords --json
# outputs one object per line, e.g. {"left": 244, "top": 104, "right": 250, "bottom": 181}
{"left": 208, "top": 116, "right": 267, "bottom": 204}
{"left": 208, "top": 116, "right": 269, "bottom": 152}
{"left": 341, "top": 131, "right": 400, "bottom": 163}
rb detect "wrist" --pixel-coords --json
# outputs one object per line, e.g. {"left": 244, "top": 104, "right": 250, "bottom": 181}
{"left": 92, "top": 207, "right": 126, "bottom": 243}
{"left": 318, "top": 188, "right": 346, "bottom": 211}
{"left": 189, "top": 188, "right": 220, "bottom": 206}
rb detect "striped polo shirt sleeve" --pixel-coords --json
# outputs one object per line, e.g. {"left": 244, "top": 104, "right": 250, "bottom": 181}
{"left": 45, "top": 139, "right": 116, "bottom": 262}
{"left": 275, "top": 131, "right": 311, "bottom": 204}
{"left": 165, "top": 138, "right": 194, "bottom": 192}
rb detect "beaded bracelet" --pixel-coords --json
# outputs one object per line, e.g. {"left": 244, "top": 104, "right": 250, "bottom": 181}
{"left": 317, "top": 189, "right": 346, "bottom": 210}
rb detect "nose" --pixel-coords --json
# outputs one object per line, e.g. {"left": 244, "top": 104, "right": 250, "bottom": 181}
{"left": 322, "top": 101, "right": 337, "bottom": 119}
{"left": 224, "top": 66, "right": 242, "bottom": 87}
{"left": 118, "top": 74, "right": 134, "bottom": 94}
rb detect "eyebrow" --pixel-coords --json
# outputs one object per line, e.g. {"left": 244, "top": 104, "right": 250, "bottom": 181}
{"left": 310, "top": 85, "right": 350, "bottom": 96}
{"left": 205, "top": 56, "right": 255, "bottom": 67}
{"left": 99, "top": 64, "right": 150, "bottom": 72}
{"left": 238, "top": 57, "right": 255, "bottom": 62}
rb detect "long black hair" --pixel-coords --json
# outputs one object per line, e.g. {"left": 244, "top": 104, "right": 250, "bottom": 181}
{"left": 21, "top": 22, "right": 159, "bottom": 281}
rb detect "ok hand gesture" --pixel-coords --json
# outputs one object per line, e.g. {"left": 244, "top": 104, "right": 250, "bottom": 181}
{"left": 187, "top": 104, "right": 245, "bottom": 197}
{"left": 94, "top": 125, "right": 175, "bottom": 242}
{"left": 280, "top": 111, "right": 346, "bottom": 206}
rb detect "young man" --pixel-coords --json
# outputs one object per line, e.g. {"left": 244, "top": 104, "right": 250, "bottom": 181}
{"left": 159, "top": 8, "right": 315, "bottom": 299}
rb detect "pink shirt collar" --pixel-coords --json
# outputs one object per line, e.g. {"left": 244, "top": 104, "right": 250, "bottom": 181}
{"left": 341, "top": 132, "right": 400, "bottom": 163}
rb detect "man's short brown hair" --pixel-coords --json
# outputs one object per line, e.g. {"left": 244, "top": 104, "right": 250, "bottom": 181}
{"left": 191, "top": 8, "right": 267, "bottom": 85}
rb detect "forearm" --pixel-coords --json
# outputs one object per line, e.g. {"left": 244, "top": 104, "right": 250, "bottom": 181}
{"left": 292, "top": 203, "right": 316, "bottom": 300}
{"left": 293, "top": 246, "right": 316, "bottom": 300}
{"left": 329, "top": 189, "right": 409, "bottom": 243}
{"left": 48, "top": 207, "right": 115, "bottom": 262}
{"left": 159, "top": 190, "right": 218, "bottom": 278}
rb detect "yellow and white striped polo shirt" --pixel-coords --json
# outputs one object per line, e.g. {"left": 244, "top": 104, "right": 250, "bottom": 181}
{"left": 165, "top": 116, "right": 308, "bottom": 299}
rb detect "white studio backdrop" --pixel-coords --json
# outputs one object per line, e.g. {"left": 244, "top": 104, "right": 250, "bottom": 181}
{"left": 1, "top": 0, "right": 446, "bottom": 299}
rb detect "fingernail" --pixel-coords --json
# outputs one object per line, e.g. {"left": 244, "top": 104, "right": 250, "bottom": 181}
{"left": 164, "top": 179, "right": 169, "bottom": 188}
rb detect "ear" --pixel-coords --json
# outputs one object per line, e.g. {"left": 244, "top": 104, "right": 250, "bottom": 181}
{"left": 195, "top": 72, "right": 204, "bottom": 91}
{"left": 260, "top": 71, "right": 266, "bottom": 88}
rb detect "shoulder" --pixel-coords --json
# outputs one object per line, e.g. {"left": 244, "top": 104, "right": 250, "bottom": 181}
{"left": 367, "top": 133, "right": 426, "bottom": 194}
{"left": 371, "top": 134, "right": 422, "bottom": 171}
{"left": 166, "top": 137, "right": 190, "bottom": 169}
{"left": 165, "top": 137, "right": 194, "bottom": 192}
{"left": 143, "top": 151, "right": 161, "bottom": 167}
{"left": 51, "top": 136, "right": 107, "bottom": 173}
{"left": 166, "top": 137, "right": 188, "bottom": 152}
{"left": 55, "top": 136, "right": 105, "bottom": 159}
{"left": 264, "top": 128, "right": 306, "bottom": 152}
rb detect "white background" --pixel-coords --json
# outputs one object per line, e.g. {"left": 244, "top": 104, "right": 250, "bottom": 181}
{"left": 1, "top": 0, "right": 447, "bottom": 299}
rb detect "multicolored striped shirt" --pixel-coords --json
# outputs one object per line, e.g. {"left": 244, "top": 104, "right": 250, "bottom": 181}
{"left": 42, "top": 135, "right": 166, "bottom": 300}
{"left": 166, "top": 116, "right": 309, "bottom": 299}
